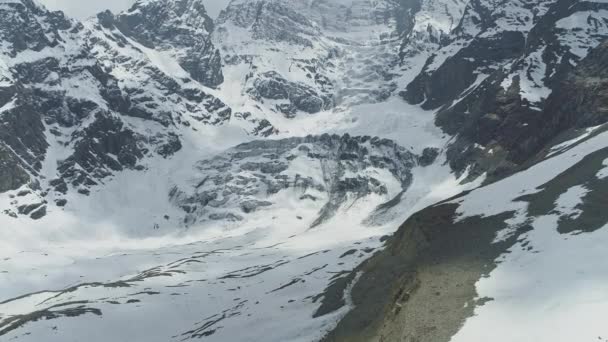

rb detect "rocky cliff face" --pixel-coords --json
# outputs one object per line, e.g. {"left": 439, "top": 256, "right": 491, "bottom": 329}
{"left": 2, "top": 0, "right": 603, "bottom": 228}
{"left": 323, "top": 1, "right": 608, "bottom": 340}
{"left": 328, "top": 124, "right": 608, "bottom": 342}
{"left": 402, "top": 0, "right": 608, "bottom": 179}
{"left": 538, "top": 39, "right": 608, "bottom": 148}
{"left": 0, "top": 0, "right": 232, "bottom": 218}
{"left": 1, "top": 0, "right": 608, "bottom": 341}
{"left": 112, "top": 0, "right": 224, "bottom": 87}
{"left": 0, "top": 0, "right": 70, "bottom": 191}
{"left": 170, "top": 134, "right": 431, "bottom": 227}
{"left": 213, "top": 0, "right": 432, "bottom": 127}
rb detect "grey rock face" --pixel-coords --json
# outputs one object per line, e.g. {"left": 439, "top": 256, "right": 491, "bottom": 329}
{"left": 240, "top": 200, "right": 273, "bottom": 214}
{"left": 250, "top": 117, "right": 279, "bottom": 137}
{"left": 170, "top": 134, "right": 419, "bottom": 226}
{"left": 56, "top": 114, "right": 146, "bottom": 189}
{"left": 403, "top": 0, "right": 608, "bottom": 179}
{"left": 0, "top": 0, "right": 71, "bottom": 57}
{"left": 250, "top": 71, "right": 333, "bottom": 116}
{"left": 404, "top": 31, "right": 526, "bottom": 109}
{"left": 0, "top": 145, "right": 30, "bottom": 193}
{"left": 0, "top": 91, "right": 48, "bottom": 169}
{"left": 0, "top": 0, "right": 234, "bottom": 210}
{"left": 3, "top": 0, "right": 605, "bottom": 228}
{"left": 92, "top": 10, "right": 231, "bottom": 127}
{"left": 112, "top": 0, "right": 224, "bottom": 88}
{"left": 29, "top": 204, "right": 47, "bottom": 220}
{"left": 542, "top": 40, "right": 608, "bottom": 131}
{"left": 0, "top": 2, "right": 69, "bottom": 194}
{"left": 17, "top": 201, "right": 46, "bottom": 219}
{"left": 218, "top": 1, "right": 318, "bottom": 47}
{"left": 215, "top": 0, "right": 350, "bottom": 121}
{"left": 216, "top": 0, "right": 417, "bottom": 119}
{"left": 208, "top": 212, "right": 243, "bottom": 222}
{"left": 418, "top": 147, "right": 440, "bottom": 167}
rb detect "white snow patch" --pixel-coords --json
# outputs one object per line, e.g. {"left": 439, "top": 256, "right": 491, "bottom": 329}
{"left": 596, "top": 159, "right": 608, "bottom": 180}
{"left": 554, "top": 185, "right": 589, "bottom": 220}
{"left": 555, "top": 10, "right": 608, "bottom": 59}
{"left": 548, "top": 125, "right": 603, "bottom": 157}
{"left": 451, "top": 218, "right": 608, "bottom": 342}
{"left": 450, "top": 129, "right": 608, "bottom": 342}
{"left": 454, "top": 129, "right": 608, "bottom": 222}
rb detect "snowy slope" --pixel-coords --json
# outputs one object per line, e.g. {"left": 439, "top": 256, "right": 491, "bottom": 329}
{"left": 450, "top": 126, "right": 608, "bottom": 342}
{"left": 0, "top": 0, "right": 476, "bottom": 341}
{"left": 328, "top": 125, "right": 608, "bottom": 342}
{"left": 1, "top": 0, "right": 608, "bottom": 341}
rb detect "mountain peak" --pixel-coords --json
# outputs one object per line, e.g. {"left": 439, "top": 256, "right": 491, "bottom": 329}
{"left": 0, "top": 0, "right": 73, "bottom": 56}
{"left": 95, "top": 0, "right": 223, "bottom": 87}
{"left": 122, "top": 0, "right": 214, "bottom": 35}
{"left": 112, "top": 0, "right": 215, "bottom": 52}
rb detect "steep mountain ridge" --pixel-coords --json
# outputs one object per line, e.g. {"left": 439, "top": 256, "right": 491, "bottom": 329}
{"left": 1, "top": 0, "right": 607, "bottom": 341}
{"left": 0, "top": 0, "right": 233, "bottom": 216}
{"left": 326, "top": 1, "right": 608, "bottom": 341}
{"left": 110, "top": 0, "right": 224, "bottom": 87}
{"left": 405, "top": 0, "right": 608, "bottom": 178}
{"left": 328, "top": 120, "right": 608, "bottom": 342}
{"left": 0, "top": 2, "right": 466, "bottom": 341}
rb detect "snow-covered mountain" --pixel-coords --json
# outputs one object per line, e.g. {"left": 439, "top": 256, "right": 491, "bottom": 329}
{"left": 1, "top": 0, "right": 607, "bottom": 341}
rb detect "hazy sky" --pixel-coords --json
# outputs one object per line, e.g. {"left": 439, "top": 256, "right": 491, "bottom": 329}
{"left": 38, "top": 0, "right": 232, "bottom": 19}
